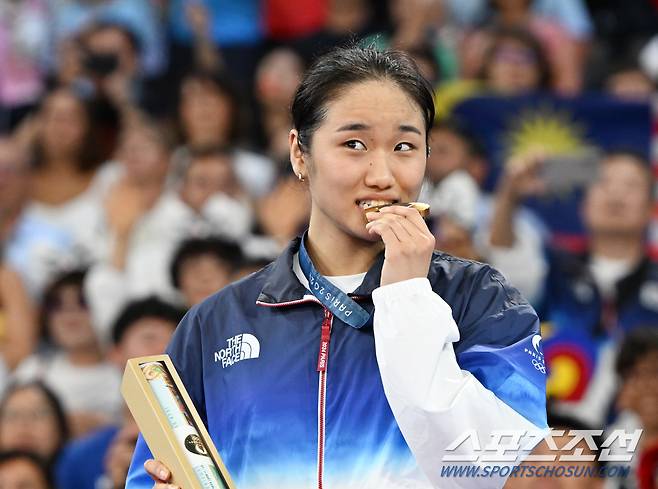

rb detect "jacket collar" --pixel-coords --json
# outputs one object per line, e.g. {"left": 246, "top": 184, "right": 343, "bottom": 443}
{"left": 256, "top": 235, "right": 441, "bottom": 306}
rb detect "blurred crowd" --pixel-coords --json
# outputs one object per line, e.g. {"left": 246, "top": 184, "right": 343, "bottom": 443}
{"left": 1, "top": 0, "right": 658, "bottom": 488}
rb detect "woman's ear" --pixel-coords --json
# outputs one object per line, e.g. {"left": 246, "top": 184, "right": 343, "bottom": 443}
{"left": 289, "top": 129, "right": 307, "bottom": 179}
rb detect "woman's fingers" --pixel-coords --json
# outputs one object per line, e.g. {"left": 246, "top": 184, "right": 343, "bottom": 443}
{"left": 367, "top": 214, "right": 412, "bottom": 242}
{"left": 144, "top": 459, "right": 171, "bottom": 483}
{"left": 367, "top": 218, "right": 402, "bottom": 244}
{"left": 369, "top": 204, "right": 430, "bottom": 234}
{"left": 366, "top": 206, "right": 431, "bottom": 242}
{"left": 365, "top": 205, "right": 435, "bottom": 286}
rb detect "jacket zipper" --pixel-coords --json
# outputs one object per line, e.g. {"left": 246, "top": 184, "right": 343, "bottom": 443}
{"left": 257, "top": 295, "right": 369, "bottom": 487}
{"left": 316, "top": 308, "right": 333, "bottom": 489}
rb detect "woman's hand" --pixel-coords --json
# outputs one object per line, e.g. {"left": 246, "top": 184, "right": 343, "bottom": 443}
{"left": 365, "top": 205, "right": 435, "bottom": 286}
{"left": 143, "top": 459, "right": 178, "bottom": 489}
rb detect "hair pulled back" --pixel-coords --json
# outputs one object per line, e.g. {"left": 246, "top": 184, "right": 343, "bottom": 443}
{"left": 291, "top": 45, "right": 435, "bottom": 152}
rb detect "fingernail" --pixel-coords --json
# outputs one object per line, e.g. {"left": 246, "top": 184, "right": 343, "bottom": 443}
{"left": 160, "top": 469, "right": 169, "bottom": 479}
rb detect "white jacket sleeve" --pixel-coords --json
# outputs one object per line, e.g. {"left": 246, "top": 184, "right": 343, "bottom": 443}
{"left": 372, "top": 278, "right": 547, "bottom": 489}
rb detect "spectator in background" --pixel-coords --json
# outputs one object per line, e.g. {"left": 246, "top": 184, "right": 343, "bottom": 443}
{"left": 12, "top": 270, "right": 122, "bottom": 437}
{"left": 291, "top": 0, "right": 380, "bottom": 62}
{"left": 167, "top": 0, "right": 263, "bottom": 84}
{"left": 489, "top": 150, "right": 658, "bottom": 427}
{"left": 0, "top": 0, "right": 50, "bottom": 132}
{"left": 638, "top": 444, "right": 658, "bottom": 489}
{"left": 423, "top": 119, "right": 483, "bottom": 239}
{"left": 433, "top": 25, "right": 551, "bottom": 118}
{"left": 56, "top": 297, "right": 183, "bottom": 489}
{"left": 0, "top": 137, "right": 73, "bottom": 298}
{"left": 232, "top": 256, "right": 274, "bottom": 281}
{"left": 21, "top": 88, "right": 114, "bottom": 263}
{"left": 446, "top": 0, "right": 594, "bottom": 45}
{"left": 461, "top": 0, "right": 581, "bottom": 94}
{"left": 173, "top": 70, "right": 276, "bottom": 199}
{"left": 479, "top": 25, "right": 551, "bottom": 95}
{"left": 363, "top": 0, "right": 458, "bottom": 84}
{"left": 0, "top": 266, "right": 37, "bottom": 380}
{"left": 604, "top": 61, "right": 655, "bottom": 102}
{"left": 0, "top": 381, "right": 69, "bottom": 467}
{"left": 419, "top": 118, "right": 546, "bottom": 301}
{"left": 84, "top": 122, "right": 189, "bottom": 342}
{"left": 76, "top": 22, "right": 149, "bottom": 124}
{"left": 170, "top": 237, "right": 243, "bottom": 308}
{"left": 255, "top": 170, "right": 310, "bottom": 248}
{"left": 614, "top": 329, "right": 658, "bottom": 467}
{"left": 49, "top": 0, "right": 165, "bottom": 76}
{"left": 0, "top": 451, "right": 53, "bottom": 489}
{"left": 178, "top": 147, "right": 253, "bottom": 239}
{"left": 254, "top": 48, "right": 305, "bottom": 167}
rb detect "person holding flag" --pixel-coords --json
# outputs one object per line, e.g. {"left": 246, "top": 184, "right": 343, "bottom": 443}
{"left": 126, "top": 45, "right": 548, "bottom": 489}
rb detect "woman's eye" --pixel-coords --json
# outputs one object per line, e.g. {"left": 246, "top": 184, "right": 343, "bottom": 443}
{"left": 395, "top": 142, "right": 415, "bottom": 152}
{"left": 345, "top": 140, "right": 366, "bottom": 150}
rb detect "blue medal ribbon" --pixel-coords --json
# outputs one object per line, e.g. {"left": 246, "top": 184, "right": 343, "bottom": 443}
{"left": 298, "top": 235, "right": 371, "bottom": 329}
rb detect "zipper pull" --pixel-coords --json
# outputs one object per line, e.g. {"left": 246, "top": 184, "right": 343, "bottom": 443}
{"left": 317, "top": 308, "right": 332, "bottom": 372}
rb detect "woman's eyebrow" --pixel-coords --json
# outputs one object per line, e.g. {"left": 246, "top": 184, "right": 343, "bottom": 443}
{"left": 335, "top": 123, "right": 422, "bottom": 135}
{"left": 399, "top": 124, "right": 421, "bottom": 135}
{"left": 336, "top": 122, "right": 369, "bottom": 132}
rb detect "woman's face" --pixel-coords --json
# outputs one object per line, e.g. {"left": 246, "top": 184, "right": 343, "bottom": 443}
{"left": 487, "top": 39, "right": 540, "bottom": 95}
{"left": 181, "top": 155, "right": 236, "bottom": 212}
{"left": 179, "top": 254, "right": 233, "bottom": 306}
{"left": 0, "top": 458, "right": 50, "bottom": 489}
{"left": 118, "top": 129, "right": 169, "bottom": 183}
{"left": 180, "top": 79, "right": 233, "bottom": 147}
{"left": 47, "top": 284, "right": 96, "bottom": 352}
{"left": 0, "top": 387, "right": 62, "bottom": 460}
{"left": 293, "top": 80, "right": 427, "bottom": 244}
{"left": 40, "top": 91, "right": 88, "bottom": 159}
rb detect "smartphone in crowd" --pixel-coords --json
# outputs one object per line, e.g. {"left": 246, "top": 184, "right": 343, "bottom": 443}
{"left": 540, "top": 148, "right": 601, "bottom": 194}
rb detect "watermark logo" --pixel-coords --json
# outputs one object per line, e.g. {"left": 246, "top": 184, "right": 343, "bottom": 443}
{"left": 440, "top": 464, "right": 631, "bottom": 479}
{"left": 442, "top": 429, "right": 642, "bottom": 463}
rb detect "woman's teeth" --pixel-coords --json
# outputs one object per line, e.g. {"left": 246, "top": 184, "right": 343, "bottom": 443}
{"left": 357, "top": 200, "right": 395, "bottom": 209}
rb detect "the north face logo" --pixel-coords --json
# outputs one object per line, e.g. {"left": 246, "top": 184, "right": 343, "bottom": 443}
{"left": 214, "top": 333, "right": 260, "bottom": 368}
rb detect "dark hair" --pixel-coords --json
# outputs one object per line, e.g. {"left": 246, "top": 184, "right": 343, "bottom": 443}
{"left": 178, "top": 69, "right": 243, "bottom": 145}
{"left": 0, "top": 450, "right": 54, "bottom": 488}
{"left": 39, "top": 269, "right": 88, "bottom": 345}
{"left": 291, "top": 45, "right": 435, "bottom": 152}
{"left": 616, "top": 327, "right": 658, "bottom": 379}
{"left": 80, "top": 20, "right": 142, "bottom": 56}
{"left": 0, "top": 381, "right": 70, "bottom": 463}
{"left": 31, "top": 87, "right": 104, "bottom": 173}
{"left": 480, "top": 25, "right": 551, "bottom": 90}
{"left": 405, "top": 43, "right": 442, "bottom": 87}
{"left": 170, "top": 237, "right": 243, "bottom": 289}
{"left": 111, "top": 296, "right": 185, "bottom": 345}
{"left": 433, "top": 117, "right": 485, "bottom": 158}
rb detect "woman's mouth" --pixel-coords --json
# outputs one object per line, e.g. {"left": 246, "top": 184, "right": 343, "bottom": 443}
{"left": 356, "top": 199, "right": 398, "bottom": 210}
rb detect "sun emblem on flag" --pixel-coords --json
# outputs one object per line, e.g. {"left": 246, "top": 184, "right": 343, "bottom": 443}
{"left": 504, "top": 105, "right": 588, "bottom": 161}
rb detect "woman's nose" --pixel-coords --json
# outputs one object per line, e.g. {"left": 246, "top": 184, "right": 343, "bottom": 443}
{"left": 364, "top": 154, "right": 395, "bottom": 189}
